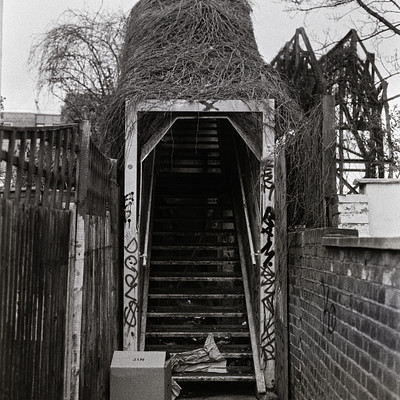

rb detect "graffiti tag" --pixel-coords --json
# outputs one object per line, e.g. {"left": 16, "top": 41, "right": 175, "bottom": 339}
{"left": 321, "top": 279, "right": 336, "bottom": 335}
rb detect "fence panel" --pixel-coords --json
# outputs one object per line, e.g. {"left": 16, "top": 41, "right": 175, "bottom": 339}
{"left": 1, "top": 122, "right": 121, "bottom": 400}
{"left": 78, "top": 133, "right": 120, "bottom": 399}
{"left": 0, "top": 199, "right": 70, "bottom": 400}
{"left": 0, "top": 125, "right": 80, "bottom": 209}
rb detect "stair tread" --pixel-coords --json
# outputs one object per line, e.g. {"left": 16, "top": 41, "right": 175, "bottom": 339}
{"left": 146, "top": 344, "right": 251, "bottom": 353}
{"left": 150, "top": 271, "right": 241, "bottom": 278}
{"left": 147, "top": 311, "right": 245, "bottom": 317}
{"left": 149, "top": 295, "right": 244, "bottom": 301}
{"left": 152, "top": 245, "right": 237, "bottom": 250}
{"left": 173, "top": 373, "right": 255, "bottom": 382}
{"left": 151, "top": 260, "right": 240, "bottom": 265}
{"left": 150, "top": 288, "right": 243, "bottom": 295}
{"left": 152, "top": 230, "right": 235, "bottom": 235}
{"left": 146, "top": 325, "right": 249, "bottom": 332}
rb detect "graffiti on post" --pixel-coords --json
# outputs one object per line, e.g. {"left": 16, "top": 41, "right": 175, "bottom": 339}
{"left": 321, "top": 279, "right": 336, "bottom": 335}
{"left": 124, "top": 192, "right": 135, "bottom": 225}
{"left": 124, "top": 233, "right": 139, "bottom": 335}
{"left": 260, "top": 205, "right": 276, "bottom": 361}
{"left": 262, "top": 160, "right": 274, "bottom": 200}
{"left": 124, "top": 190, "right": 138, "bottom": 339}
{"left": 260, "top": 157, "right": 276, "bottom": 363}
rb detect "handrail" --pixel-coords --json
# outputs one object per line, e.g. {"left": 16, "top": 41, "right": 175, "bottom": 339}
{"left": 234, "top": 143, "right": 257, "bottom": 267}
{"left": 232, "top": 139, "right": 267, "bottom": 396}
{"left": 138, "top": 151, "right": 156, "bottom": 350}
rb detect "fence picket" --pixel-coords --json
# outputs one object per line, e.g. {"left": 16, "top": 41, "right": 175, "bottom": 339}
{"left": 15, "top": 130, "right": 27, "bottom": 201}
{"left": 25, "top": 129, "right": 38, "bottom": 204}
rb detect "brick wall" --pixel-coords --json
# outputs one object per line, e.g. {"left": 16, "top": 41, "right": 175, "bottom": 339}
{"left": 288, "top": 228, "right": 400, "bottom": 400}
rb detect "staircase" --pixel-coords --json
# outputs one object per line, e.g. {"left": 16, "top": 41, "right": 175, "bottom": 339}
{"left": 144, "top": 119, "right": 258, "bottom": 390}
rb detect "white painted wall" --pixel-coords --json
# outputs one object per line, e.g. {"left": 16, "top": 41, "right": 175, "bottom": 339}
{"left": 358, "top": 179, "right": 400, "bottom": 237}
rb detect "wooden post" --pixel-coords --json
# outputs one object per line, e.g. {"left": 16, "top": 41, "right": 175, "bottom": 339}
{"left": 63, "top": 121, "right": 90, "bottom": 400}
{"left": 322, "top": 95, "right": 337, "bottom": 226}
{"left": 123, "top": 100, "right": 140, "bottom": 350}
{"left": 275, "top": 147, "right": 289, "bottom": 400}
{"left": 259, "top": 102, "right": 276, "bottom": 389}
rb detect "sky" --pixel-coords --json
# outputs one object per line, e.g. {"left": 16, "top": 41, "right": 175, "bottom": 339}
{"left": 2, "top": 0, "right": 399, "bottom": 113}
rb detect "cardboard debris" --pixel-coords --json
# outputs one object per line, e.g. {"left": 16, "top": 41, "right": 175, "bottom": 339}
{"left": 171, "top": 334, "right": 227, "bottom": 399}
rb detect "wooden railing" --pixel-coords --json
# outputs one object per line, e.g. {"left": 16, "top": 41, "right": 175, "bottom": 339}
{"left": 0, "top": 125, "right": 80, "bottom": 209}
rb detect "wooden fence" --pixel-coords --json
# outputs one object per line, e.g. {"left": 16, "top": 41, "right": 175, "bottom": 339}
{"left": 0, "top": 200, "right": 70, "bottom": 400}
{"left": 0, "top": 122, "right": 121, "bottom": 400}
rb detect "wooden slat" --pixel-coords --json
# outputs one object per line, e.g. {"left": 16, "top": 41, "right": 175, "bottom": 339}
{"left": 51, "top": 129, "right": 62, "bottom": 207}
{"left": 42, "top": 131, "right": 54, "bottom": 207}
{"left": 25, "top": 130, "right": 38, "bottom": 204}
{"left": 14, "top": 130, "right": 27, "bottom": 201}
{"left": 34, "top": 130, "right": 46, "bottom": 206}
{"left": 4, "top": 130, "right": 16, "bottom": 198}
{"left": 57, "top": 129, "right": 68, "bottom": 208}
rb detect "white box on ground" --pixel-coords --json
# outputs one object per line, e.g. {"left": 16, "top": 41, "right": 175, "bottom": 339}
{"left": 110, "top": 351, "right": 171, "bottom": 400}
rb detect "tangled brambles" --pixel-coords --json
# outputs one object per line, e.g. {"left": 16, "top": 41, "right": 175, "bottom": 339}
{"left": 100, "top": 0, "right": 306, "bottom": 155}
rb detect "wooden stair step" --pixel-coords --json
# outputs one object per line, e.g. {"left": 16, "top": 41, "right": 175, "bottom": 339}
{"left": 146, "top": 344, "right": 252, "bottom": 353}
{"left": 149, "top": 289, "right": 244, "bottom": 300}
{"left": 149, "top": 293, "right": 244, "bottom": 299}
{"left": 152, "top": 245, "right": 237, "bottom": 251}
{"left": 150, "top": 276, "right": 241, "bottom": 282}
{"left": 147, "top": 311, "right": 245, "bottom": 318}
{"left": 172, "top": 373, "right": 255, "bottom": 382}
{"left": 150, "top": 271, "right": 241, "bottom": 279}
{"left": 152, "top": 230, "right": 235, "bottom": 236}
{"left": 151, "top": 260, "right": 240, "bottom": 266}
{"left": 157, "top": 152, "right": 221, "bottom": 160}
{"left": 156, "top": 205, "right": 231, "bottom": 211}
{"left": 146, "top": 324, "right": 250, "bottom": 339}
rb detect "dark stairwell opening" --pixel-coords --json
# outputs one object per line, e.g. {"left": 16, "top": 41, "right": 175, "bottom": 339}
{"left": 143, "top": 117, "right": 261, "bottom": 397}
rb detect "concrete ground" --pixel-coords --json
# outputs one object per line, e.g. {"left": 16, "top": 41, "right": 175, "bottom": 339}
{"left": 182, "top": 396, "right": 257, "bottom": 399}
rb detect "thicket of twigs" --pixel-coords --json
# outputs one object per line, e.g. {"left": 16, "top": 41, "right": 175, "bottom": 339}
{"left": 100, "top": 0, "right": 309, "bottom": 152}
{"left": 98, "top": 0, "right": 325, "bottom": 227}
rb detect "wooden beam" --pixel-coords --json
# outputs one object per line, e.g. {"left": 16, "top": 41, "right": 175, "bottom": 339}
{"left": 124, "top": 100, "right": 140, "bottom": 350}
{"left": 136, "top": 99, "right": 272, "bottom": 113}
{"left": 322, "top": 95, "right": 337, "bottom": 227}
{"left": 259, "top": 105, "right": 276, "bottom": 389}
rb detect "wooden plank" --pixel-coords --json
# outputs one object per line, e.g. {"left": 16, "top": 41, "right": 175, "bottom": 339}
{"left": 25, "top": 130, "right": 38, "bottom": 204}
{"left": 34, "top": 130, "right": 46, "bottom": 206}
{"left": 0, "top": 129, "right": 4, "bottom": 161}
{"left": 124, "top": 100, "right": 140, "bottom": 350}
{"left": 51, "top": 129, "right": 62, "bottom": 207}
{"left": 42, "top": 131, "right": 54, "bottom": 207}
{"left": 140, "top": 116, "right": 178, "bottom": 162}
{"left": 322, "top": 95, "right": 337, "bottom": 226}
{"left": 137, "top": 99, "right": 270, "bottom": 113}
{"left": 4, "top": 129, "right": 16, "bottom": 198}
{"left": 76, "top": 122, "right": 90, "bottom": 214}
{"left": 274, "top": 144, "right": 289, "bottom": 400}
{"left": 232, "top": 163, "right": 267, "bottom": 397}
{"left": 0, "top": 200, "right": 6, "bottom": 394}
{"left": 58, "top": 129, "right": 70, "bottom": 208}
{"left": 15, "top": 129, "right": 27, "bottom": 201}
{"left": 23, "top": 205, "right": 34, "bottom": 396}
{"left": 64, "top": 127, "right": 77, "bottom": 208}
{"left": 259, "top": 105, "right": 276, "bottom": 389}
{"left": 139, "top": 151, "right": 155, "bottom": 350}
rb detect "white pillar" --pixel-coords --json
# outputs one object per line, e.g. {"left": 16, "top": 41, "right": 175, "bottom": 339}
{"left": 123, "top": 100, "right": 140, "bottom": 350}
{"left": 259, "top": 102, "right": 276, "bottom": 388}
